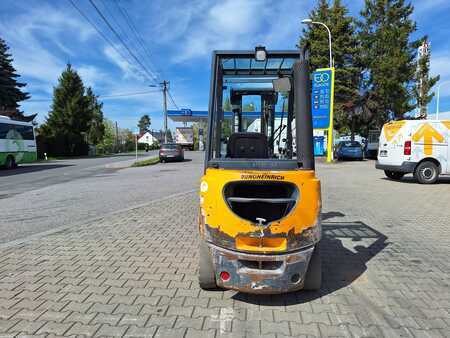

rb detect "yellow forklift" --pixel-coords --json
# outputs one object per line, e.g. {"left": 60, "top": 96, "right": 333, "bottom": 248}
{"left": 198, "top": 46, "right": 322, "bottom": 293}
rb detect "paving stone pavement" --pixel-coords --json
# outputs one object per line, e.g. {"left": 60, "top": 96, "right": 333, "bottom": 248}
{"left": 0, "top": 161, "right": 449, "bottom": 337}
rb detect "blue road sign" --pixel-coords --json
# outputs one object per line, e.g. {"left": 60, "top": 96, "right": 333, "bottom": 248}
{"left": 311, "top": 69, "right": 332, "bottom": 129}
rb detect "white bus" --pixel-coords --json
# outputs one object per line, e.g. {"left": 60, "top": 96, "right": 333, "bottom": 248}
{"left": 0, "top": 116, "right": 37, "bottom": 169}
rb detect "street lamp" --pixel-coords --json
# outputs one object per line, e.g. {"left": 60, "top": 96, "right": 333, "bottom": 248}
{"left": 301, "top": 18, "right": 333, "bottom": 69}
{"left": 436, "top": 81, "right": 450, "bottom": 120}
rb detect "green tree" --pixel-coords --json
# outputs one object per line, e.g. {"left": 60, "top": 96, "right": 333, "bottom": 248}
{"left": 86, "top": 87, "right": 105, "bottom": 145}
{"left": 243, "top": 102, "right": 256, "bottom": 112}
{"left": 97, "top": 118, "right": 116, "bottom": 154}
{"left": 120, "top": 128, "right": 135, "bottom": 152}
{"left": 138, "top": 114, "right": 151, "bottom": 133}
{"left": 0, "top": 38, "right": 29, "bottom": 112}
{"left": 358, "top": 0, "right": 419, "bottom": 123}
{"left": 413, "top": 37, "right": 439, "bottom": 118}
{"left": 43, "top": 64, "right": 90, "bottom": 155}
{"left": 299, "top": 0, "right": 360, "bottom": 133}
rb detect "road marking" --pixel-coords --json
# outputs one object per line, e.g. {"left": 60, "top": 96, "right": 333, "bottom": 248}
{"left": 210, "top": 307, "right": 234, "bottom": 334}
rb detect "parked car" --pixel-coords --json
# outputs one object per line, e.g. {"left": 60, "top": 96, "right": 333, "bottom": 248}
{"left": 335, "top": 141, "right": 364, "bottom": 161}
{"left": 159, "top": 143, "right": 184, "bottom": 162}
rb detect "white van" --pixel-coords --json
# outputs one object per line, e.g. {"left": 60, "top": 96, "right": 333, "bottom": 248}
{"left": 376, "top": 120, "right": 450, "bottom": 184}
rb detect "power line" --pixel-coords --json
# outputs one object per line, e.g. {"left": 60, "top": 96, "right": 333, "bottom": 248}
{"left": 113, "top": 0, "right": 162, "bottom": 81}
{"left": 88, "top": 0, "right": 158, "bottom": 83}
{"left": 67, "top": 0, "right": 148, "bottom": 81}
{"left": 100, "top": 89, "right": 160, "bottom": 99}
{"left": 96, "top": 0, "right": 158, "bottom": 80}
{"left": 112, "top": 0, "right": 184, "bottom": 111}
{"left": 26, "top": 89, "right": 160, "bottom": 102}
{"left": 167, "top": 89, "right": 179, "bottom": 110}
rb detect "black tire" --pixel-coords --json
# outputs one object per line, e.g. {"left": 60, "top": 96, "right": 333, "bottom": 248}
{"left": 303, "top": 243, "right": 322, "bottom": 291}
{"left": 5, "top": 156, "right": 15, "bottom": 169}
{"left": 198, "top": 241, "right": 217, "bottom": 290}
{"left": 384, "top": 170, "right": 404, "bottom": 180}
{"left": 414, "top": 161, "right": 439, "bottom": 184}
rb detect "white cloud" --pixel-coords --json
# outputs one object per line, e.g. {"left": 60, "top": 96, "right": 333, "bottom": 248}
{"left": 431, "top": 54, "right": 450, "bottom": 97}
{"left": 165, "top": 0, "right": 308, "bottom": 63}
{"left": 0, "top": 3, "right": 96, "bottom": 88}
{"left": 413, "top": 0, "right": 450, "bottom": 14}
{"left": 78, "top": 65, "right": 107, "bottom": 89}
{"left": 103, "top": 45, "right": 149, "bottom": 82}
{"left": 171, "top": 0, "right": 267, "bottom": 62}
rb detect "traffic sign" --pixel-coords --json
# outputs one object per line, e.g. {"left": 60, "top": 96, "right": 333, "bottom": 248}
{"left": 311, "top": 68, "right": 333, "bottom": 129}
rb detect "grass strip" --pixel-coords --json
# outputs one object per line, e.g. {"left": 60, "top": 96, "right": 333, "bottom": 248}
{"left": 131, "top": 157, "right": 160, "bottom": 167}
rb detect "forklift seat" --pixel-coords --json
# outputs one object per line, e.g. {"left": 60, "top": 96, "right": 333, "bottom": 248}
{"left": 226, "top": 132, "right": 269, "bottom": 158}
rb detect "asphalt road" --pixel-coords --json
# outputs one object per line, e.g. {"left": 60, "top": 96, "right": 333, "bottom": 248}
{"left": 0, "top": 151, "right": 158, "bottom": 197}
{"left": 0, "top": 151, "right": 202, "bottom": 245}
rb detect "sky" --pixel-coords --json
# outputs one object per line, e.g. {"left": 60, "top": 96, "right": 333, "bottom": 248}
{"left": 1, "top": 0, "right": 450, "bottom": 131}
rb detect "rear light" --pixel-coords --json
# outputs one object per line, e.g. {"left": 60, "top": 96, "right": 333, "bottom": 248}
{"left": 219, "top": 271, "right": 230, "bottom": 281}
{"left": 404, "top": 140, "right": 411, "bottom": 155}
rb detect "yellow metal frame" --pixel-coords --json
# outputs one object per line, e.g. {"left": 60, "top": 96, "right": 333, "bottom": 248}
{"left": 199, "top": 169, "right": 321, "bottom": 254}
{"left": 315, "top": 67, "right": 335, "bottom": 163}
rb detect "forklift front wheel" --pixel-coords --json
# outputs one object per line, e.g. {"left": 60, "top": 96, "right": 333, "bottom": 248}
{"left": 198, "top": 241, "right": 217, "bottom": 290}
{"left": 303, "top": 242, "right": 322, "bottom": 291}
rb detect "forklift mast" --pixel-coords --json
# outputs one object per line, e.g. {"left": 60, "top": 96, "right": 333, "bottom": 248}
{"left": 204, "top": 47, "right": 313, "bottom": 170}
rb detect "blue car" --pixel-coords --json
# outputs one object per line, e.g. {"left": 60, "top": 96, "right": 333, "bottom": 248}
{"left": 335, "top": 141, "right": 364, "bottom": 161}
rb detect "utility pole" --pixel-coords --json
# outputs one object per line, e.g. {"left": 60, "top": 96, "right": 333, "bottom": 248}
{"left": 115, "top": 121, "right": 119, "bottom": 153}
{"left": 161, "top": 80, "right": 169, "bottom": 143}
{"left": 416, "top": 39, "right": 430, "bottom": 119}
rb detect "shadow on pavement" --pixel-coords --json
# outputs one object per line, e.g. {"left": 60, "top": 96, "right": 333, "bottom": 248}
{"left": 233, "top": 211, "right": 388, "bottom": 305}
{"left": 160, "top": 158, "right": 193, "bottom": 164}
{"left": 0, "top": 164, "right": 73, "bottom": 177}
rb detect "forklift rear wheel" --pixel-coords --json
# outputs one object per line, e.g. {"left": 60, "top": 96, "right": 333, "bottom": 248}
{"left": 303, "top": 243, "right": 322, "bottom": 291}
{"left": 198, "top": 241, "right": 217, "bottom": 290}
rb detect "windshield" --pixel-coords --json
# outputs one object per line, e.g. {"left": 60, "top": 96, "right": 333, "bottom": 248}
{"left": 341, "top": 141, "right": 361, "bottom": 148}
{"left": 209, "top": 53, "right": 300, "bottom": 161}
{"left": 161, "top": 144, "right": 177, "bottom": 149}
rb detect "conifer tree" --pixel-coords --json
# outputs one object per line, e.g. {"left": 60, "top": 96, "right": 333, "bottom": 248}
{"left": 299, "top": 0, "right": 360, "bottom": 133}
{"left": 358, "top": 0, "right": 418, "bottom": 123}
{"left": 0, "top": 38, "right": 29, "bottom": 111}
{"left": 138, "top": 114, "right": 151, "bottom": 133}
{"left": 43, "top": 64, "right": 89, "bottom": 155}
{"left": 86, "top": 87, "right": 105, "bottom": 145}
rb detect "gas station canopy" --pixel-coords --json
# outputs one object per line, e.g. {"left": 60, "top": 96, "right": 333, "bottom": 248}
{"left": 168, "top": 109, "right": 288, "bottom": 123}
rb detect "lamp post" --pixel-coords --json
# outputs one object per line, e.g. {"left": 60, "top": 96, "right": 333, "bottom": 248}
{"left": 302, "top": 18, "right": 335, "bottom": 162}
{"left": 301, "top": 19, "right": 333, "bottom": 68}
{"left": 436, "top": 81, "right": 450, "bottom": 120}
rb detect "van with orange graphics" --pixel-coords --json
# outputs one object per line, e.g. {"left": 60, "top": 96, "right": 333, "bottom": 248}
{"left": 376, "top": 120, "right": 450, "bottom": 184}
